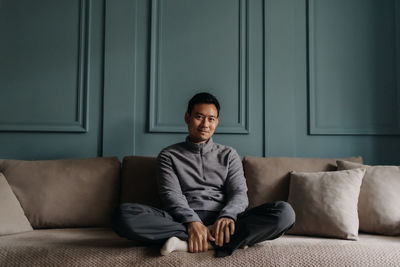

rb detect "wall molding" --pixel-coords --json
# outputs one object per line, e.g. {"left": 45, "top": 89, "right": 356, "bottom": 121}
{"left": 148, "top": 0, "right": 249, "bottom": 134}
{"left": 307, "top": 0, "right": 400, "bottom": 135}
{"left": 263, "top": 0, "right": 267, "bottom": 156}
{"left": 0, "top": 0, "right": 90, "bottom": 133}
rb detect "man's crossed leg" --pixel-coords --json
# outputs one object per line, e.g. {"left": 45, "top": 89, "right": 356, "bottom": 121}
{"left": 112, "top": 201, "right": 295, "bottom": 257}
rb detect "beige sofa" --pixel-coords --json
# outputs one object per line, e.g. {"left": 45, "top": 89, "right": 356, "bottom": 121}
{"left": 1, "top": 156, "right": 399, "bottom": 266}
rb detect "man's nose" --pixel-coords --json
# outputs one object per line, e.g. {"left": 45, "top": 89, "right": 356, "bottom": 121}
{"left": 201, "top": 118, "right": 209, "bottom": 127}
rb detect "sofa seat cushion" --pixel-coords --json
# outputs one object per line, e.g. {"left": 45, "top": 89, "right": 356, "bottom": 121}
{"left": 1, "top": 228, "right": 399, "bottom": 267}
{"left": 0, "top": 157, "right": 121, "bottom": 228}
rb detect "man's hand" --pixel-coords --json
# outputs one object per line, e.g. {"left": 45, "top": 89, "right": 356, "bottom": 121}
{"left": 212, "top": 217, "right": 235, "bottom": 247}
{"left": 187, "top": 222, "right": 215, "bottom": 253}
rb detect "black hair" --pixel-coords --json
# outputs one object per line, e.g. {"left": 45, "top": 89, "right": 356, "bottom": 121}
{"left": 187, "top": 92, "right": 220, "bottom": 116}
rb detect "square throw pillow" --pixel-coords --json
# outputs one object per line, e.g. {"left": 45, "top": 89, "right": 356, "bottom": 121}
{"left": 337, "top": 160, "right": 400, "bottom": 235}
{"left": 0, "top": 172, "right": 33, "bottom": 236}
{"left": 288, "top": 168, "right": 366, "bottom": 240}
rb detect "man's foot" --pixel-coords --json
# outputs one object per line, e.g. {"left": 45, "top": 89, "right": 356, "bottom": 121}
{"left": 161, "top": 237, "right": 215, "bottom": 255}
{"left": 160, "top": 237, "right": 188, "bottom": 255}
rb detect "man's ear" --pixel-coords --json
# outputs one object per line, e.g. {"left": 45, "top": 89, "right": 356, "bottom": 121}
{"left": 184, "top": 112, "right": 190, "bottom": 124}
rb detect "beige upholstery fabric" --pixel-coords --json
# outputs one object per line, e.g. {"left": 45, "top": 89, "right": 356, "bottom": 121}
{"left": 288, "top": 169, "right": 365, "bottom": 240}
{"left": 337, "top": 160, "right": 400, "bottom": 235}
{"left": 120, "top": 156, "right": 162, "bottom": 208}
{"left": 0, "top": 158, "right": 120, "bottom": 229}
{"left": 243, "top": 156, "right": 363, "bottom": 208}
{"left": 0, "top": 228, "right": 399, "bottom": 266}
{"left": 0, "top": 173, "right": 33, "bottom": 236}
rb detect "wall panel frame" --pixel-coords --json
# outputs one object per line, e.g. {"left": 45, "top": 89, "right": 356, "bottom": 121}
{"left": 307, "top": 0, "right": 400, "bottom": 135}
{"left": 0, "top": 0, "right": 90, "bottom": 132}
{"left": 148, "top": 0, "right": 249, "bottom": 134}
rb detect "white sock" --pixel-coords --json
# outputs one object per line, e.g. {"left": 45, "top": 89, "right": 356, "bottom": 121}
{"left": 160, "top": 237, "right": 215, "bottom": 255}
{"left": 160, "top": 237, "right": 188, "bottom": 255}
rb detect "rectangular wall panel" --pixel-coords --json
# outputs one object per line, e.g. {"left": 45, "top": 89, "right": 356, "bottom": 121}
{"left": 0, "top": 0, "right": 104, "bottom": 160}
{"left": 148, "top": 0, "right": 249, "bottom": 134}
{"left": 0, "top": 0, "right": 89, "bottom": 132}
{"left": 308, "top": 0, "right": 400, "bottom": 135}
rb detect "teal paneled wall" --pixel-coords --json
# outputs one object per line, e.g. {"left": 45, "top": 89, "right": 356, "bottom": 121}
{"left": 264, "top": 0, "right": 400, "bottom": 164}
{"left": 1, "top": 0, "right": 399, "bottom": 164}
{"left": 308, "top": 0, "right": 399, "bottom": 135}
{"left": 149, "top": 0, "right": 249, "bottom": 134}
{"left": 0, "top": 0, "right": 105, "bottom": 159}
{"left": 103, "top": 0, "right": 265, "bottom": 158}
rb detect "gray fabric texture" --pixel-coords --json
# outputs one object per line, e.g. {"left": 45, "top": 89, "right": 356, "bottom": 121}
{"left": 111, "top": 201, "right": 295, "bottom": 257}
{"left": 1, "top": 228, "right": 400, "bottom": 267}
{"left": 157, "top": 137, "right": 248, "bottom": 223}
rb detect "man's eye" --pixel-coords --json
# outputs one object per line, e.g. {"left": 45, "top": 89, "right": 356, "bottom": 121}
{"left": 209, "top": 118, "right": 215, "bottom": 122}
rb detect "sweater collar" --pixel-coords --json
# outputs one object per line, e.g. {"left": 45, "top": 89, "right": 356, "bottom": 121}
{"left": 185, "top": 136, "right": 214, "bottom": 153}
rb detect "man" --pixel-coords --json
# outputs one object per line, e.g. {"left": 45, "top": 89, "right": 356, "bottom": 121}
{"left": 112, "top": 92, "right": 295, "bottom": 257}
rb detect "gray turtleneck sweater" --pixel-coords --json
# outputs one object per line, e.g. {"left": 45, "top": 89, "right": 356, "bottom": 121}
{"left": 156, "top": 137, "right": 249, "bottom": 224}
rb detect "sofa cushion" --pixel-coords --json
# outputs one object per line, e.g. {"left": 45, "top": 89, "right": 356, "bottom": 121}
{"left": 1, "top": 228, "right": 400, "bottom": 266}
{"left": 0, "top": 172, "right": 33, "bottom": 236}
{"left": 287, "top": 168, "right": 365, "bottom": 240}
{"left": 337, "top": 160, "right": 400, "bottom": 235}
{"left": 243, "top": 156, "right": 363, "bottom": 208}
{"left": 0, "top": 157, "right": 120, "bottom": 229}
{"left": 120, "top": 156, "right": 162, "bottom": 208}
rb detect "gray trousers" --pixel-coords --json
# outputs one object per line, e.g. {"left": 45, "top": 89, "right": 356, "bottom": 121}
{"left": 111, "top": 201, "right": 295, "bottom": 257}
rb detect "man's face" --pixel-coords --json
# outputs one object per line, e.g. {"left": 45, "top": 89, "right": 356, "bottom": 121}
{"left": 185, "top": 103, "right": 219, "bottom": 144}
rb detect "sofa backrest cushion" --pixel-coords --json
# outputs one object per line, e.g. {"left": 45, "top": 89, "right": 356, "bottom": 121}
{"left": 119, "top": 156, "right": 363, "bottom": 212}
{"left": 120, "top": 156, "right": 162, "bottom": 208}
{"left": 0, "top": 157, "right": 120, "bottom": 229}
{"left": 243, "top": 156, "right": 363, "bottom": 208}
{"left": 0, "top": 172, "right": 33, "bottom": 236}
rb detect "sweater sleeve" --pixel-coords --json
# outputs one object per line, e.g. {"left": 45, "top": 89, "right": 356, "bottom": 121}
{"left": 157, "top": 151, "right": 202, "bottom": 224}
{"left": 218, "top": 149, "right": 249, "bottom": 221}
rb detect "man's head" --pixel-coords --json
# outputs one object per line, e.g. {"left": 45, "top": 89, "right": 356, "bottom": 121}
{"left": 185, "top": 92, "right": 220, "bottom": 144}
